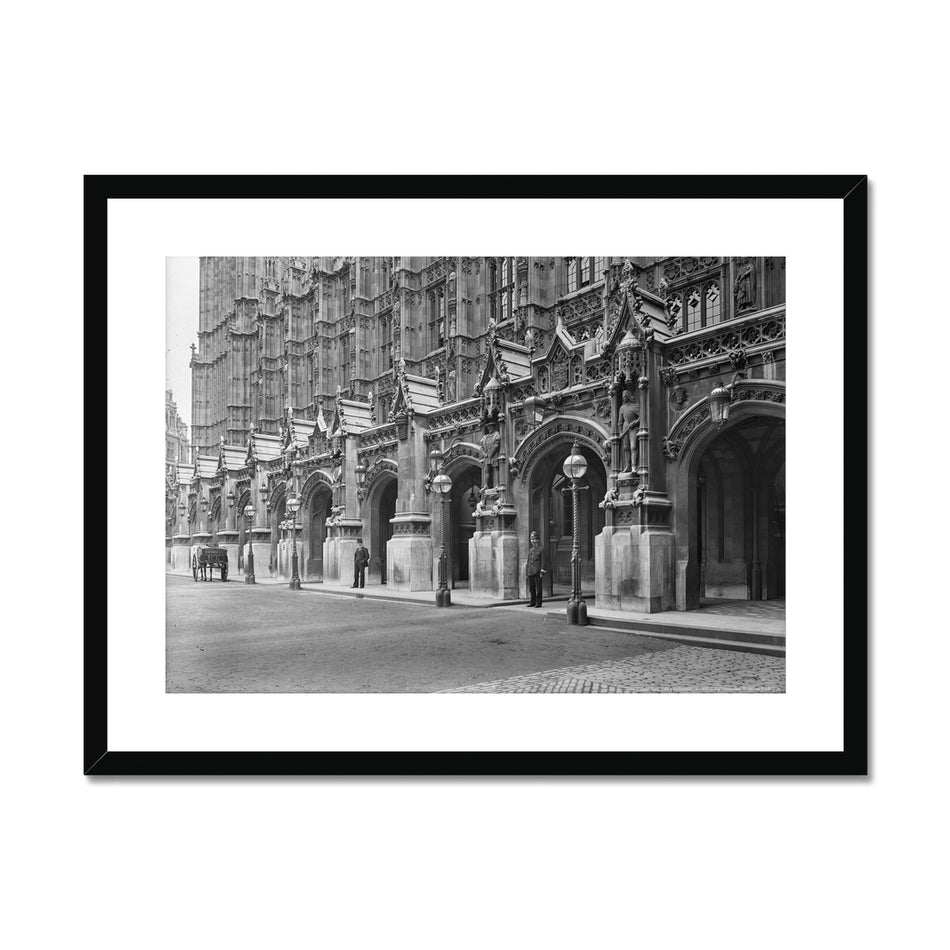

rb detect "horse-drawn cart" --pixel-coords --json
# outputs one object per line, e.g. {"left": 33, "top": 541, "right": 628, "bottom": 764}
{"left": 193, "top": 546, "right": 229, "bottom": 582}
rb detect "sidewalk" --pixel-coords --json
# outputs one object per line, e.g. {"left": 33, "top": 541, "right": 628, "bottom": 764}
{"left": 169, "top": 569, "right": 575, "bottom": 608}
{"left": 576, "top": 603, "right": 785, "bottom": 636}
{"left": 547, "top": 599, "right": 786, "bottom": 657}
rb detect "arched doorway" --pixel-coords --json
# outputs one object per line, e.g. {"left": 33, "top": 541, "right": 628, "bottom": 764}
{"left": 235, "top": 489, "right": 249, "bottom": 571}
{"left": 209, "top": 498, "right": 221, "bottom": 544}
{"left": 528, "top": 444, "right": 607, "bottom": 594}
{"left": 366, "top": 471, "right": 397, "bottom": 585}
{"left": 445, "top": 462, "right": 481, "bottom": 588}
{"left": 270, "top": 488, "right": 286, "bottom": 578}
{"left": 677, "top": 407, "right": 785, "bottom": 608}
{"left": 302, "top": 482, "right": 332, "bottom": 581}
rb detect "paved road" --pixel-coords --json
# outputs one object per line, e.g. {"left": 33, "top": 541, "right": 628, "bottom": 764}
{"left": 166, "top": 575, "right": 784, "bottom": 693}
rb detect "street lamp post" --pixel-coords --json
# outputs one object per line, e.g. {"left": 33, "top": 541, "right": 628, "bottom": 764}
{"left": 562, "top": 441, "right": 589, "bottom": 626}
{"left": 287, "top": 493, "right": 301, "bottom": 590}
{"left": 244, "top": 504, "right": 256, "bottom": 584}
{"left": 433, "top": 470, "right": 453, "bottom": 607}
{"left": 427, "top": 446, "right": 454, "bottom": 607}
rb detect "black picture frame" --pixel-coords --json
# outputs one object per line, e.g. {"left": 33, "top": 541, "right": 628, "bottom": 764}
{"left": 85, "top": 175, "right": 868, "bottom": 776}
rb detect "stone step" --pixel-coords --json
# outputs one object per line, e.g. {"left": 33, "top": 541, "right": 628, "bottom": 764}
{"left": 590, "top": 625, "right": 785, "bottom": 658}
{"left": 544, "top": 610, "right": 785, "bottom": 656}
{"left": 590, "top": 613, "right": 784, "bottom": 646}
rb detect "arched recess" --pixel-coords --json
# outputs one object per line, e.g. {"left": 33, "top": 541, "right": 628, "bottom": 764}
{"left": 442, "top": 456, "right": 482, "bottom": 587}
{"left": 671, "top": 394, "right": 786, "bottom": 610}
{"left": 364, "top": 459, "right": 398, "bottom": 585}
{"left": 513, "top": 414, "right": 609, "bottom": 488}
{"left": 300, "top": 470, "right": 333, "bottom": 581}
{"left": 513, "top": 415, "right": 609, "bottom": 594}
{"left": 269, "top": 482, "right": 287, "bottom": 577}
{"left": 209, "top": 497, "right": 221, "bottom": 544}
{"left": 235, "top": 489, "right": 250, "bottom": 571}
{"left": 526, "top": 442, "right": 607, "bottom": 593}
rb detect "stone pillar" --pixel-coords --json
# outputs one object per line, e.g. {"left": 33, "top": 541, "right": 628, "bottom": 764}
{"left": 468, "top": 503, "right": 519, "bottom": 600}
{"left": 325, "top": 519, "right": 363, "bottom": 586}
{"left": 595, "top": 497, "right": 675, "bottom": 613}
{"left": 387, "top": 514, "right": 433, "bottom": 591}
{"left": 171, "top": 486, "right": 192, "bottom": 571}
{"left": 248, "top": 476, "right": 271, "bottom": 578}
{"left": 386, "top": 412, "right": 433, "bottom": 591}
{"left": 637, "top": 375, "right": 650, "bottom": 490}
{"left": 608, "top": 377, "right": 621, "bottom": 484}
{"left": 216, "top": 486, "right": 239, "bottom": 578}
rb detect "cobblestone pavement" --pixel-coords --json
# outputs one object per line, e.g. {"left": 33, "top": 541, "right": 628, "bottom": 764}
{"left": 441, "top": 645, "right": 785, "bottom": 693}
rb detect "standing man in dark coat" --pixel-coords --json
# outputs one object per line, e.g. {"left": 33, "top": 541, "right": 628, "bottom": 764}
{"left": 352, "top": 538, "right": 369, "bottom": 588}
{"left": 525, "top": 531, "right": 545, "bottom": 607}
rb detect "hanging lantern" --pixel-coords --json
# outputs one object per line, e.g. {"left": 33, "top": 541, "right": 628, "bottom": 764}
{"left": 708, "top": 383, "right": 732, "bottom": 429}
{"left": 522, "top": 394, "right": 548, "bottom": 431}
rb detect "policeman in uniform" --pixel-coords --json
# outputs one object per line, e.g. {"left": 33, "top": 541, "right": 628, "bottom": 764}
{"left": 525, "top": 531, "right": 545, "bottom": 607}
{"left": 352, "top": 538, "right": 370, "bottom": 588}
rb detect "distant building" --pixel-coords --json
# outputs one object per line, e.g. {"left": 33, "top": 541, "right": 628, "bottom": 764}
{"left": 166, "top": 390, "right": 190, "bottom": 477}
{"left": 171, "top": 257, "right": 785, "bottom": 613}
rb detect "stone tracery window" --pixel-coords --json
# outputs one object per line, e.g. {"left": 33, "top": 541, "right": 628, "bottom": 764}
{"left": 681, "top": 281, "right": 723, "bottom": 332}
{"left": 428, "top": 286, "right": 446, "bottom": 352}
{"left": 687, "top": 288, "right": 702, "bottom": 331}
{"left": 564, "top": 257, "right": 605, "bottom": 295}
{"left": 566, "top": 258, "right": 578, "bottom": 294}
{"left": 704, "top": 282, "right": 721, "bottom": 325}
{"left": 490, "top": 258, "right": 514, "bottom": 322}
{"left": 379, "top": 315, "right": 392, "bottom": 373}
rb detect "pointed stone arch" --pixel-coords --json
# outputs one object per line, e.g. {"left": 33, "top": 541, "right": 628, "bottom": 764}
{"left": 663, "top": 380, "right": 786, "bottom": 466}
{"left": 669, "top": 385, "right": 786, "bottom": 610}
{"left": 300, "top": 469, "right": 334, "bottom": 580}
{"left": 364, "top": 458, "right": 399, "bottom": 585}
{"left": 513, "top": 414, "right": 609, "bottom": 487}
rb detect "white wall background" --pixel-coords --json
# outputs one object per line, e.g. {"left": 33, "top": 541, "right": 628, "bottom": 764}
{"left": 3, "top": 2, "right": 946, "bottom": 948}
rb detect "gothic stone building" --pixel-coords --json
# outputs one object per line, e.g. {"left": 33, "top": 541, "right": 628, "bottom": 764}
{"left": 165, "top": 389, "right": 190, "bottom": 480}
{"left": 167, "top": 256, "right": 785, "bottom": 612}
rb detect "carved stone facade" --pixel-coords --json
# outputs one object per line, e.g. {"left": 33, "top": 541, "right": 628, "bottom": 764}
{"left": 172, "top": 257, "right": 786, "bottom": 613}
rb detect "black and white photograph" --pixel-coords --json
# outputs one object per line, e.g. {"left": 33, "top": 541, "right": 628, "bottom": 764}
{"left": 20, "top": 0, "right": 950, "bottom": 944}
{"left": 166, "top": 255, "right": 787, "bottom": 695}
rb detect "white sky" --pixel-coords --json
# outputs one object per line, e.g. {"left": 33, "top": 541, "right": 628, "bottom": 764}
{"left": 165, "top": 257, "right": 198, "bottom": 428}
